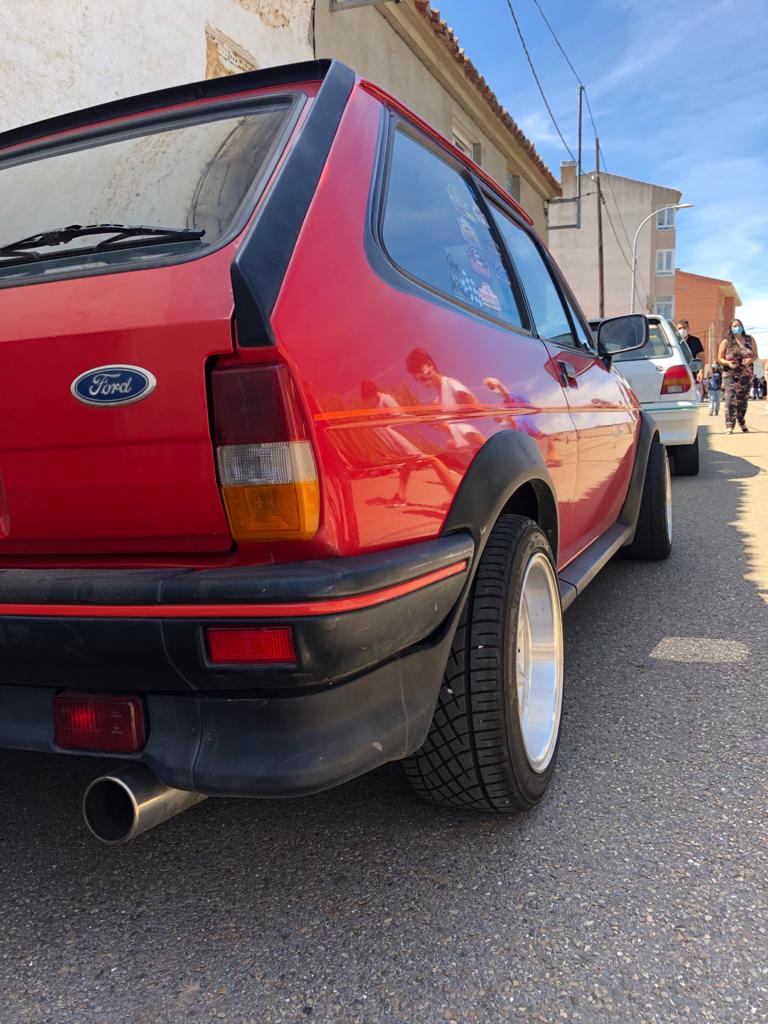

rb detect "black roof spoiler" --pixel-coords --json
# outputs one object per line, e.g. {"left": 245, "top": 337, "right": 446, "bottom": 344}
{"left": 0, "top": 58, "right": 336, "bottom": 152}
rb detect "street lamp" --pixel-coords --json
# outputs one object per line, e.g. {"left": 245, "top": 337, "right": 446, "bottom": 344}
{"left": 630, "top": 203, "right": 694, "bottom": 314}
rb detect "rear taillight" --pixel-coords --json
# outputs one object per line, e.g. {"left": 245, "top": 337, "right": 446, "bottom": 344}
{"left": 661, "top": 364, "right": 693, "bottom": 395}
{"left": 54, "top": 693, "right": 146, "bottom": 753}
{"left": 211, "top": 364, "right": 319, "bottom": 541}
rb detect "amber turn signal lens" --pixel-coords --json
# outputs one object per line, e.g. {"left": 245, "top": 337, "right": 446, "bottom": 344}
{"left": 210, "top": 364, "right": 321, "bottom": 543}
{"left": 216, "top": 439, "right": 320, "bottom": 541}
{"left": 221, "top": 480, "right": 320, "bottom": 541}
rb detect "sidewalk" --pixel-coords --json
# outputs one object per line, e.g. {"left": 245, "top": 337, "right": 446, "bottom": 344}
{"left": 695, "top": 402, "right": 768, "bottom": 604}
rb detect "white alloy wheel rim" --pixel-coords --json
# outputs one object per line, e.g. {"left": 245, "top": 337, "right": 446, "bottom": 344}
{"left": 514, "top": 551, "right": 563, "bottom": 774}
{"left": 664, "top": 449, "right": 673, "bottom": 543}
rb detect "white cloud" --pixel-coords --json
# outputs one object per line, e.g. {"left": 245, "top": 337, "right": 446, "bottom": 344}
{"left": 516, "top": 109, "right": 570, "bottom": 151}
{"left": 739, "top": 294, "right": 768, "bottom": 345}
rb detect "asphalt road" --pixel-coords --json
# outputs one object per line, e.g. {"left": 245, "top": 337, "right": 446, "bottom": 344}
{"left": 1, "top": 412, "right": 767, "bottom": 1024}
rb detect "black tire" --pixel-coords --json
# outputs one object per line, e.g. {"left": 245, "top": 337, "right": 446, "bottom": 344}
{"left": 621, "top": 439, "right": 672, "bottom": 560}
{"left": 403, "top": 514, "right": 563, "bottom": 813}
{"left": 671, "top": 434, "right": 699, "bottom": 476}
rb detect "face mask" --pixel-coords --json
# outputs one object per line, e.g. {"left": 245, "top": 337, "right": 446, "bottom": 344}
{"left": 679, "top": 328, "right": 689, "bottom": 339}
{"left": 732, "top": 326, "right": 743, "bottom": 335}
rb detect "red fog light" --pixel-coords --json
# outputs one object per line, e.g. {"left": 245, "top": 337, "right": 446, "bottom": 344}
{"left": 54, "top": 693, "right": 146, "bottom": 753}
{"left": 206, "top": 626, "right": 296, "bottom": 665}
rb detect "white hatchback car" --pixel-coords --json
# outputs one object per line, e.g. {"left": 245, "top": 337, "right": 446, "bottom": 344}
{"left": 591, "top": 315, "right": 700, "bottom": 475}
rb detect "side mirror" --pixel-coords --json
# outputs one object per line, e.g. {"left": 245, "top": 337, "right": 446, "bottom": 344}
{"left": 690, "top": 358, "right": 703, "bottom": 374}
{"left": 597, "top": 314, "right": 649, "bottom": 355}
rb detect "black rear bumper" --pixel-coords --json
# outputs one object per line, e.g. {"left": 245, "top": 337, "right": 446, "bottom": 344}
{"left": 0, "top": 638, "right": 452, "bottom": 796}
{"left": 0, "top": 534, "right": 473, "bottom": 795}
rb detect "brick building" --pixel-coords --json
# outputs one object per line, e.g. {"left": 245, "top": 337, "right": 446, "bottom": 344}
{"left": 675, "top": 270, "right": 742, "bottom": 365}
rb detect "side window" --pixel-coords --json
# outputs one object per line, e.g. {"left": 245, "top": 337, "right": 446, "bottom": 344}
{"left": 564, "top": 295, "right": 595, "bottom": 351}
{"left": 490, "top": 207, "right": 576, "bottom": 347}
{"left": 381, "top": 129, "right": 527, "bottom": 329}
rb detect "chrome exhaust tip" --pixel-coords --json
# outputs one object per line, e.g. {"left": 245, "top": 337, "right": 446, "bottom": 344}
{"left": 83, "top": 764, "right": 206, "bottom": 844}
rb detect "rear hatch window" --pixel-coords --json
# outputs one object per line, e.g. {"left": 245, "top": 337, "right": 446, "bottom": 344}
{"left": 612, "top": 320, "right": 673, "bottom": 362}
{"left": 0, "top": 99, "right": 294, "bottom": 285}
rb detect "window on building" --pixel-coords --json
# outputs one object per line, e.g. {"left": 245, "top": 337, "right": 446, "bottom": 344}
{"left": 452, "top": 130, "right": 471, "bottom": 158}
{"left": 506, "top": 169, "right": 521, "bottom": 202}
{"left": 381, "top": 129, "right": 527, "bottom": 328}
{"left": 655, "top": 297, "right": 674, "bottom": 319}
{"left": 452, "top": 124, "right": 482, "bottom": 167}
{"left": 656, "top": 207, "right": 676, "bottom": 230}
{"left": 489, "top": 205, "right": 576, "bottom": 347}
{"left": 656, "top": 249, "right": 674, "bottom": 276}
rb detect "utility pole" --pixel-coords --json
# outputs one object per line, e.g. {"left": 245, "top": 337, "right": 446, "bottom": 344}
{"left": 595, "top": 137, "right": 605, "bottom": 318}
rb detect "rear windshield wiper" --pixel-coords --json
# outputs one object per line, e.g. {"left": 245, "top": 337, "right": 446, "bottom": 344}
{"left": 0, "top": 223, "right": 205, "bottom": 264}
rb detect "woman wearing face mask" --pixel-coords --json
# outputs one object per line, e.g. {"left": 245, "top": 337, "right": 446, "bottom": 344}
{"left": 717, "top": 319, "right": 759, "bottom": 433}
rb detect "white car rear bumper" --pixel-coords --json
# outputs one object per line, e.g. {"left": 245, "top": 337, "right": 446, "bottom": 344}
{"left": 643, "top": 400, "right": 699, "bottom": 447}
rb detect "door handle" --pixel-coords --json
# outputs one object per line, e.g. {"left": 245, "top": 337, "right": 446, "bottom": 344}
{"left": 559, "top": 360, "right": 578, "bottom": 387}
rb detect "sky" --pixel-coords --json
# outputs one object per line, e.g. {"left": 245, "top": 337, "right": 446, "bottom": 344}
{"left": 433, "top": 0, "right": 768, "bottom": 345}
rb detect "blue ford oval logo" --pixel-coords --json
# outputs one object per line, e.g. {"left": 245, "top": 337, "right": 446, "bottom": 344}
{"left": 71, "top": 365, "right": 157, "bottom": 406}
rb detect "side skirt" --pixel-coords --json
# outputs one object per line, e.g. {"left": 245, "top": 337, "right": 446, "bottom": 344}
{"left": 557, "top": 411, "right": 658, "bottom": 611}
{"left": 557, "top": 523, "right": 633, "bottom": 611}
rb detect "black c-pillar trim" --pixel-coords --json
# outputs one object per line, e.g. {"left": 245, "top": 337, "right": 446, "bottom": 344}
{"left": 231, "top": 60, "right": 356, "bottom": 346}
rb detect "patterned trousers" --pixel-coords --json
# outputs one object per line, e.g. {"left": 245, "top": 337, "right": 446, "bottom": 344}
{"left": 723, "top": 368, "right": 750, "bottom": 428}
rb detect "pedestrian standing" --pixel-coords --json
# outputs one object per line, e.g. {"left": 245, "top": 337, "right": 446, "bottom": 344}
{"left": 717, "top": 319, "right": 759, "bottom": 433}
{"left": 677, "top": 319, "right": 704, "bottom": 400}
{"left": 707, "top": 364, "right": 722, "bottom": 416}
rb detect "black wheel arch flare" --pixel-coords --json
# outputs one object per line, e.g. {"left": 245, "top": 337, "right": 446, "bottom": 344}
{"left": 441, "top": 429, "right": 559, "bottom": 565}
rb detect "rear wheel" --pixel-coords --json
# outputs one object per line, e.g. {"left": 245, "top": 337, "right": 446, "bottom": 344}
{"left": 621, "top": 439, "right": 672, "bottom": 560}
{"left": 403, "top": 514, "right": 563, "bottom": 813}
{"left": 671, "top": 434, "right": 699, "bottom": 476}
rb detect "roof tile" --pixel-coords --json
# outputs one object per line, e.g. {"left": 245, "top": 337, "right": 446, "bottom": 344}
{"left": 410, "top": 0, "right": 560, "bottom": 194}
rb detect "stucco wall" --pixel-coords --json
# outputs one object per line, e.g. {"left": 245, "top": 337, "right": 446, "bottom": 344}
{"left": 549, "top": 170, "right": 680, "bottom": 319}
{"left": 0, "top": 0, "right": 314, "bottom": 132}
{"left": 314, "top": 3, "right": 549, "bottom": 236}
{"left": 1, "top": 0, "right": 553, "bottom": 238}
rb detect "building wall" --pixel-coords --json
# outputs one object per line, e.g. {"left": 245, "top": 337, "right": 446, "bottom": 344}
{"left": 0, "top": 0, "right": 314, "bottom": 132}
{"left": 549, "top": 166, "right": 681, "bottom": 319}
{"left": 0, "top": 0, "right": 556, "bottom": 238}
{"left": 313, "top": 2, "right": 553, "bottom": 236}
{"left": 675, "top": 270, "right": 741, "bottom": 366}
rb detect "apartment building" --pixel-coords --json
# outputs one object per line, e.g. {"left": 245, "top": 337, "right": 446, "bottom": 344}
{"left": 1, "top": 0, "right": 559, "bottom": 236}
{"left": 548, "top": 162, "right": 683, "bottom": 319}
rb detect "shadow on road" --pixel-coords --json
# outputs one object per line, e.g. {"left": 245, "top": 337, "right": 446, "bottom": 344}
{"left": 1, "top": 421, "right": 767, "bottom": 1022}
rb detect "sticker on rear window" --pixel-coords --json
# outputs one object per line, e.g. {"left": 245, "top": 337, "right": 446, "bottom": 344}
{"left": 457, "top": 217, "right": 480, "bottom": 246}
{"left": 468, "top": 247, "right": 492, "bottom": 279}
{"left": 478, "top": 283, "right": 501, "bottom": 312}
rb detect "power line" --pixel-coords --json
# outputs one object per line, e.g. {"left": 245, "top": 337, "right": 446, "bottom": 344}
{"left": 599, "top": 160, "right": 635, "bottom": 253}
{"left": 529, "top": 0, "right": 648, "bottom": 296}
{"left": 504, "top": 0, "right": 576, "bottom": 162}
{"left": 598, "top": 182, "right": 648, "bottom": 300}
{"left": 530, "top": 0, "right": 583, "bottom": 86}
{"left": 530, "top": 0, "right": 636, "bottom": 248}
